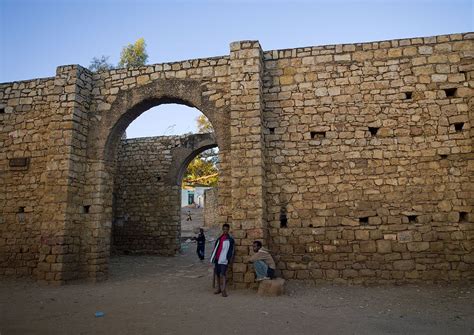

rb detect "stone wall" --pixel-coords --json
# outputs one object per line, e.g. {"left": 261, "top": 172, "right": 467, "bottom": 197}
{"left": 113, "top": 136, "right": 181, "bottom": 255}
{"left": 204, "top": 188, "right": 219, "bottom": 227}
{"left": 113, "top": 133, "right": 217, "bottom": 255}
{"left": 0, "top": 78, "right": 55, "bottom": 277}
{"left": 260, "top": 33, "right": 473, "bottom": 283}
{"left": 0, "top": 32, "right": 472, "bottom": 285}
{"left": 0, "top": 66, "right": 95, "bottom": 282}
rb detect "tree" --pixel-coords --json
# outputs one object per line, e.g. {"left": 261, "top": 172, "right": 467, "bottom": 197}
{"left": 183, "top": 153, "right": 218, "bottom": 187}
{"left": 196, "top": 115, "right": 214, "bottom": 133}
{"left": 182, "top": 115, "right": 219, "bottom": 187}
{"left": 118, "top": 38, "right": 148, "bottom": 68}
{"left": 88, "top": 56, "right": 114, "bottom": 72}
{"left": 195, "top": 115, "right": 218, "bottom": 168}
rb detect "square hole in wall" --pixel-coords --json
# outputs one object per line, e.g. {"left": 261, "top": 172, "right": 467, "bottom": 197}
{"left": 459, "top": 212, "right": 468, "bottom": 222}
{"left": 269, "top": 127, "right": 275, "bottom": 134}
{"left": 407, "top": 215, "right": 418, "bottom": 223}
{"left": 18, "top": 207, "right": 25, "bottom": 213}
{"left": 444, "top": 88, "right": 457, "bottom": 98}
{"left": 404, "top": 92, "right": 413, "bottom": 100}
{"left": 368, "top": 127, "right": 379, "bottom": 136}
{"left": 439, "top": 154, "right": 448, "bottom": 159}
{"left": 280, "top": 206, "right": 288, "bottom": 228}
{"left": 310, "top": 131, "right": 325, "bottom": 139}
{"left": 0, "top": 107, "right": 5, "bottom": 114}
{"left": 9, "top": 157, "right": 29, "bottom": 169}
{"left": 359, "top": 217, "right": 369, "bottom": 225}
{"left": 83, "top": 205, "right": 90, "bottom": 214}
{"left": 454, "top": 122, "right": 464, "bottom": 132}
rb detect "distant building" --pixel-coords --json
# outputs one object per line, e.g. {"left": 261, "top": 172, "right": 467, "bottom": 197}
{"left": 181, "top": 186, "right": 211, "bottom": 208}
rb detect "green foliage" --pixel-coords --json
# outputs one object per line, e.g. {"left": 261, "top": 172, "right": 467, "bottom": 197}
{"left": 118, "top": 38, "right": 148, "bottom": 68}
{"left": 183, "top": 152, "right": 218, "bottom": 187}
{"left": 183, "top": 115, "right": 219, "bottom": 187}
{"left": 196, "top": 114, "right": 214, "bottom": 133}
{"left": 88, "top": 56, "right": 114, "bottom": 72}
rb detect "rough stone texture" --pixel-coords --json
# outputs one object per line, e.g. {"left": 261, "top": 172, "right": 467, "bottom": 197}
{"left": 0, "top": 32, "right": 473, "bottom": 285}
{"left": 204, "top": 188, "right": 219, "bottom": 227}
{"left": 112, "top": 133, "right": 216, "bottom": 255}
{"left": 257, "top": 278, "right": 285, "bottom": 296}
{"left": 230, "top": 41, "right": 269, "bottom": 288}
{"left": 262, "top": 33, "right": 474, "bottom": 284}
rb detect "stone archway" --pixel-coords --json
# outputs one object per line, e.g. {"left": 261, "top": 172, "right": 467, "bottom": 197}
{"left": 87, "top": 78, "right": 225, "bottom": 163}
{"left": 79, "top": 76, "right": 231, "bottom": 282}
{"left": 2, "top": 41, "right": 271, "bottom": 286}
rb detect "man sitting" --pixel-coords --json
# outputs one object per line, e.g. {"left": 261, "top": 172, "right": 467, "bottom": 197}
{"left": 249, "top": 241, "right": 276, "bottom": 281}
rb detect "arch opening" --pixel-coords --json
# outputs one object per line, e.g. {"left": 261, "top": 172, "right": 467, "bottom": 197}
{"left": 104, "top": 96, "right": 206, "bottom": 164}
{"left": 109, "top": 102, "right": 220, "bottom": 257}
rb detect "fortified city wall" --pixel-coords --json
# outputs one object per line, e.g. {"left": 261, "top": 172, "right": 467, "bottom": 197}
{"left": 260, "top": 33, "right": 473, "bottom": 283}
{"left": 0, "top": 32, "right": 472, "bottom": 285}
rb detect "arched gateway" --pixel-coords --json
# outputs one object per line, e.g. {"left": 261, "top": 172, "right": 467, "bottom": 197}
{"left": 1, "top": 35, "right": 473, "bottom": 285}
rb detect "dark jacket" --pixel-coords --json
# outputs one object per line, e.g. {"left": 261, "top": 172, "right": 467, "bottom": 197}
{"left": 210, "top": 234, "right": 235, "bottom": 265}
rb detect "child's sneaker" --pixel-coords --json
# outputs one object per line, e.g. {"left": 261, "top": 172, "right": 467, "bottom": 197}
{"left": 256, "top": 276, "right": 270, "bottom": 282}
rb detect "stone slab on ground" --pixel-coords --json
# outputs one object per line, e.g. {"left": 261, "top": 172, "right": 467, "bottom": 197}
{"left": 258, "top": 278, "right": 285, "bottom": 296}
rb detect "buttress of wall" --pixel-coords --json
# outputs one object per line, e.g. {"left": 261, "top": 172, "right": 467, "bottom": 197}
{"left": 113, "top": 136, "right": 185, "bottom": 255}
{"left": 262, "top": 33, "right": 473, "bottom": 283}
{"left": 0, "top": 78, "right": 56, "bottom": 277}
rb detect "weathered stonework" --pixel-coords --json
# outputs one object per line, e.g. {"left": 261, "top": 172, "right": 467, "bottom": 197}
{"left": 204, "top": 188, "right": 219, "bottom": 227}
{"left": 113, "top": 133, "right": 216, "bottom": 255}
{"left": 261, "top": 33, "right": 474, "bottom": 284}
{"left": 0, "top": 32, "right": 473, "bottom": 285}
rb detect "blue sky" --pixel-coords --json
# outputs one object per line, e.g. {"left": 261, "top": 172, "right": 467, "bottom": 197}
{"left": 1, "top": 0, "right": 472, "bottom": 137}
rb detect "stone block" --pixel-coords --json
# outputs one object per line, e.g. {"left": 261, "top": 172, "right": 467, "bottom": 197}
{"left": 355, "top": 230, "right": 370, "bottom": 240}
{"left": 393, "top": 260, "right": 415, "bottom": 271}
{"left": 296, "top": 270, "right": 310, "bottom": 279}
{"left": 376, "top": 240, "right": 392, "bottom": 253}
{"left": 360, "top": 241, "right": 376, "bottom": 253}
{"left": 257, "top": 278, "right": 285, "bottom": 297}
{"left": 233, "top": 263, "right": 247, "bottom": 273}
{"left": 244, "top": 272, "right": 255, "bottom": 283}
{"left": 397, "top": 231, "right": 414, "bottom": 243}
{"left": 407, "top": 242, "right": 430, "bottom": 252}
{"left": 342, "top": 269, "right": 358, "bottom": 278}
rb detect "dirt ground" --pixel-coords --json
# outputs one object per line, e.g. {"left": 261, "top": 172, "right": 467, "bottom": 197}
{"left": 1, "top": 236, "right": 473, "bottom": 335}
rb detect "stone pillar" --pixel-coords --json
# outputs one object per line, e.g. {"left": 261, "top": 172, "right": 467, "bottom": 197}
{"left": 81, "top": 158, "right": 112, "bottom": 282}
{"left": 34, "top": 65, "right": 92, "bottom": 284}
{"left": 229, "top": 41, "right": 267, "bottom": 288}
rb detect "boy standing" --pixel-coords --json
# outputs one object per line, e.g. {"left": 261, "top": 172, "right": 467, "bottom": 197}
{"left": 195, "top": 228, "right": 206, "bottom": 261}
{"left": 210, "top": 223, "right": 234, "bottom": 297}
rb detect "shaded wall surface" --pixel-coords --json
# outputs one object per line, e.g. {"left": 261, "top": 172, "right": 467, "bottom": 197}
{"left": 113, "top": 134, "right": 216, "bottom": 255}
{"left": 0, "top": 32, "right": 472, "bottom": 285}
{"left": 204, "top": 188, "right": 219, "bottom": 227}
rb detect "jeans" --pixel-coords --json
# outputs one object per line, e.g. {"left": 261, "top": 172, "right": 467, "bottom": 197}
{"left": 254, "top": 260, "right": 274, "bottom": 279}
{"left": 197, "top": 244, "right": 205, "bottom": 260}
